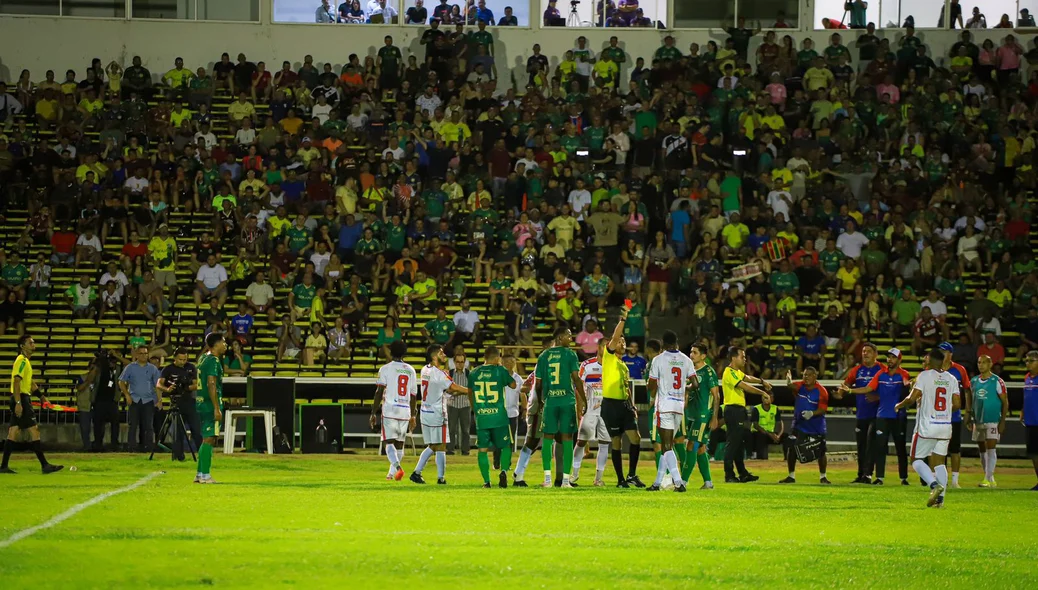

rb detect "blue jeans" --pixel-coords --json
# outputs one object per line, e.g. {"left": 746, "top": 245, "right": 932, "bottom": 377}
{"left": 128, "top": 401, "right": 156, "bottom": 452}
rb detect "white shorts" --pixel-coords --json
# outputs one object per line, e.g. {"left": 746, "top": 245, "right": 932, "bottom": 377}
{"left": 655, "top": 412, "right": 683, "bottom": 433}
{"left": 911, "top": 434, "right": 949, "bottom": 459}
{"left": 578, "top": 413, "right": 610, "bottom": 443}
{"left": 971, "top": 423, "right": 1000, "bottom": 443}
{"left": 381, "top": 417, "right": 408, "bottom": 442}
{"left": 421, "top": 422, "right": 450, "bottom": 445}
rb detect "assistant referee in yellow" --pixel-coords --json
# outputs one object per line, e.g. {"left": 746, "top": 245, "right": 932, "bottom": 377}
{"left": 1, "top": 335, "right": 64, "bottom": 474}
{"left": 722, "top": 346, "right": 770, "bottom": 484}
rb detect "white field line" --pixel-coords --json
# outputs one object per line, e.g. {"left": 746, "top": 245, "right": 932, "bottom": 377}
{"left": 0, "top": 471, "right": 164, "bottom": 549}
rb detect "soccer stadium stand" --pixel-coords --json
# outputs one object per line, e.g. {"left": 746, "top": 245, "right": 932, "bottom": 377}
{"left": 1, "top": 10, "right": 1038, "bottom": 415}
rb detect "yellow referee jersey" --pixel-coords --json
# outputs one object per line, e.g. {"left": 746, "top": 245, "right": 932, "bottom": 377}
{"left": 11, "top": 354, "right": 32, "bottom": 395}
{"left": 601, "top": 352, "right": 630, "bottom": 400}
{"left": 722, "top": 366, "right": 745, "bottom": 407}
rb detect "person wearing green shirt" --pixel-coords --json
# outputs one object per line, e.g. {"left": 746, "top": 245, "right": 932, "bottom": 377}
{"left": 623, "top": 290, "right": 646, "bottom": 345}
{"left": 468, "top": 346, "right": 521, "bottom": 487}
{"left": 653, "top": 36, "right": 683, "bottom": 64}
{"left": 969, "top": 355, "right": 1008, "bottom": 487}
{"left": 890, "top": 291, "right": 921, "bottom": 335}
{"left": 422, "top": 184, "right": 447, "bottom": 221}
{"left": 422, "top": 307, "right": 455, "bottom": 346}
{"left": 634, "top": 107, "right": 658, "bottom": 134}
{"left": 375, "top": 316, "right": 403, "bottom": 360}
{"left": 819, "top": 239, "right": 844, "bottom": 274}
{"left": 720, "top": 169, "right": 742, "bottom": 216}
{"left": 355, "top": 229, "right": 384, "bottom": 256}
{"left": 534, "top": 327, "right": 584, "bottom": 487}
{"left": 769, "top": 262, "right": 800, "bottom": 297}
{"left": 823, "top": 35, "right": 851, "bottom": 67}
{"left": 797, "top": 39, "right": 819, "bottom": 71}
{"left": 195, "top": 333, "right": 226, "bottom": 484}
{"left": 468, "top": 21, "right": 494, "bottom": 56}
{"left": 284, "top": 217, "right": 313, "bottom": 254}
{"left": 384, "top": 215, "right": 407, "bottom": 252}
{"left": 1, "top": 254, "right": 30, "bottom": 299}
{"left": 377, "top": 36, "right": 403, "bottom": 88}
{"left": 684, "top": 343, "right": 720, "bottom": 487}
{"left": 560, "top": 131, "right": 583, "bottom": 154}
{"left": 290, "top": 275, "right": 317, "bottom": 322}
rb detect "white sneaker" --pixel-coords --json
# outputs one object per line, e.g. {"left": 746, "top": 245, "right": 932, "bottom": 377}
{"left": 592, "top": 479, "right": 604, "bottom": 487}
{"left": 193, "top": 475, "right": 204, "bottom": 484}
{"left": 662, "top": 473, "right": 674, "bottom": 491}
{"left": 700, "top": 481, "right": 714, "bottom": 490}
{"left": 950, "top": 482, "right": 961, "bottom": 489}
{"left": 561, "top": 481, "right": 573, "bottom": 488}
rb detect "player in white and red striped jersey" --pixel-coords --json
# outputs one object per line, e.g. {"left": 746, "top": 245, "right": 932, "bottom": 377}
{"left": 573, "top": 340, "right": 611, "bottom": 486}
{"left": 411, "top": 344, "right": 471, "bottom": 485}
{"left": 896, "top": 347, "right": 961, "bottom": 508}
{"left": 370, "top": 341, "right": 418, "bottom": 481}
{"left": 646, "top": 331, "right": 697, "bottom": 492}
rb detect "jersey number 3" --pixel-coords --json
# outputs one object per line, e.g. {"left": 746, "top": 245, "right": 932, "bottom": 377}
{"left": 671, "top": 367, "right": 683, "bottom": 391}
{"left": 934, "top": 386, "right": 947, "bottom": 411}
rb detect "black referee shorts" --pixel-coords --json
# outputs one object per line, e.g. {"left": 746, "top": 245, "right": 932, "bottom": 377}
{"left": 949, "top": 421, "right": 962, "bottom": 454}
{"left": 9, "top": 394, "right": 38, "bottom": 429}
{"left": 601, "top": 398, "right": 637, "bottom": 438}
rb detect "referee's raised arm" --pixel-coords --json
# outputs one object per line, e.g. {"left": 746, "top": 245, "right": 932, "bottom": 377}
{"left": 607, "top": 306, "right": 628, "bottom": 353}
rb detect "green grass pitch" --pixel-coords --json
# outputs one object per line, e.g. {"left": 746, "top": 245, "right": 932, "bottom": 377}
{"left": 1, "top": 452, "right": 1036, "bottom": 588}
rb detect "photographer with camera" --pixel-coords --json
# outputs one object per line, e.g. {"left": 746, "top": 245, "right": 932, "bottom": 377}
{"left": 156, "top": 347, "right": 201, "bottom": 462}
{"left": 89, "top": 348, "right": 124, "bottom": 452}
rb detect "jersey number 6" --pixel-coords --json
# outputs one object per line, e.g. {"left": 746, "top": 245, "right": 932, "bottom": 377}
{"left": 934, "top": 386, "right": 947, "bottom": 411}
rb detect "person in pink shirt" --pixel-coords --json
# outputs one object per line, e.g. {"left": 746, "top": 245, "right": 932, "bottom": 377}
{"left": 996, "top": 35, "right": 1023, "bottom": 86}
{"left": 876, "top": 75, "right": 900, "bottom": 104}
{"left": 765, "top": 72, "right": 787, "bottom": 108}
{"left": 575, "top": 319, "right": 604, "bottom": 358}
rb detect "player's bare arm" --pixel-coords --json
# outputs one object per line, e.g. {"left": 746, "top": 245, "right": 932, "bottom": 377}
{"left": 369, "top": 385, "right": 385, "bottom": 429}
{"left": 895, "top": 388, "right": 922, "bottom": 413}
{"left": 408, "top": 394, "right": 418, "bottom": 432}
{"left": 207, "top": 375, "right": 221, "bottom": 422}
{"left": 951, "top": 392, "right": 961, "bottom": 412}
{"left": 998, "top": 387, "right": 1008, "bottom": 434}
{"left": 573, "top": 370, "right": 585, "bottom": 417}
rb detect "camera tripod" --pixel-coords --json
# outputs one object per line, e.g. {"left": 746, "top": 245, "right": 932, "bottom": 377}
{"left": 150, "top": 400, "right": 197, "bottom": 462}
{"left": 568, "top": 2, "right": 581, "bottom": 26}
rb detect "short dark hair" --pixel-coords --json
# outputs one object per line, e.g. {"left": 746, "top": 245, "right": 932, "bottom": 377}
{"left": 426, "top": 344, "right": 442, "bottom": 362}
{"left": 484, "top": 345, "right": 500, "bottom": 360}
{"left": 205, "top": 333, "right": 225, "bottom": 349}
{"left": 728, "top": 347, "right": 744, "bottom": 361}
{"left": 646, "top": 339, "right": 662, "bottom": 354}
{"left": 553, "top": 326, "right": 570, "bottom": 339}
{"left": 690, "top": 343, "right": 707, "bottom": 356}
{"left": 389, "top": 340, "right": 408, "bottom": 359}
{"left": 928, "top": 347, "right": 946, "bottom": 367}
{"left": 173, "top": 347, "right": 191, "bottom": 357}
{"left": 662, "top": 330, "right": 678, "bottom": 348}
{"left": 861, "top": 341, "right": 877, "bottom": 352}
{"left": 17, "top": 334, "right": 32, "bottom": 349}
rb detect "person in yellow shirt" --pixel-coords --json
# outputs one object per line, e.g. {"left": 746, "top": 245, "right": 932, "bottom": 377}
{"left": 336, "top": 177, "right": 359, "bottom": 216}
{"left": 280, "top": 109, "right": 304, "bottom": 136}
{"left": 771, "top": 163, "right": 793, "bottom": 189}
{"left": 436, "top": 111, "right": 471, "bottom": 144}
{"left": 226, "top": 93, "right": 257, "bottom": 123}
{"left": 162, "top": 58, "right": 194, "bottom": 100}
{"left": 169, "top": 102, "right": 192, "bottom": 128}
{"left": 2, "top": 335, "right": 63, "bottom": 474}
{"left": 836, "top": 258, "right": 860, "bottom": 292}
{"left": 546, "top": 208, "right": 580, "bottom": 248}
{"left": 803, "top": 56, "right": 834, "bottom": 92}
{"left": 34, "top": 90, "right": 61, "bottom": 128}
{"left": 592, "top": 53, "right": 619, "bottom": 89}
{"left": 148, "top": 224, "right": 179, "bottom": 300}
{"left": 721, "top": 347, "right": 771, "bottom": 483}
{"left": 266, "top": 208, "right": 292, "bottom": 241}
{"left": 721, "top": 213, "right": 750, "bottom": 250}
{"left": 557, "top": 51, "right": 577, "bottom": 87}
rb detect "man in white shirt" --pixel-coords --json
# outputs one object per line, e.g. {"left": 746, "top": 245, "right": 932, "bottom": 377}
{"left": 786, "top": 149, "right": 811, "bottom": 200}
{"left": 99, "top": 262, "right": 130, "bottom": 299}
{"left": 311, "top": 95, "right": 333, "bottom": 125}
{"left": 345, "top": 104, "right": 368, "bottom": 131}
{"left": 452, "top": 298, "right": 482, "bottom": 346}
{"left": 835, "top": 220, "right": 869, "bottom": 259}
{"left": 571, "top": 36, "right": 596, "bottom": 91}
{"left": 310, "top": 242, "right": 331, "bottom": 276}
{"left": 245, "top": 270, "right": 277, "bottom": 322}
{"left": 766, "top": 186, "right": 793, "bottom": 222}
{"left": 368, "top": 0, "right": 398, "bottom": 21}
{"left": 75, "top": 229, "right": 103, "bottom": 266}
{"left": 921, "top": 289, "right": 951, "bottom": 341}
{"left": 123, "top": 169, "right": 150, "bottom": 198}
{"left": 567, "top": 178, "right": 593, "bottom": 220}
{"left": 415, "top": 87, "right": 443, "bottom": 118}
{"left": 194, "top": 253, "right": 229, "bottom": 306}
{"left": 193, "top": 123, "right": 217, "bottom": 150}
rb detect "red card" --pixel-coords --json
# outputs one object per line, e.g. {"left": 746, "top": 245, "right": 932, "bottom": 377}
{"left": 624, "top": 299, "right": 633, "bottom": 310}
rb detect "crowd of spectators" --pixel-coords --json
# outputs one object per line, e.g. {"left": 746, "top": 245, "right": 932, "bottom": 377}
{"left": 1, "top": 16, "right": 1038, "bottom": 377}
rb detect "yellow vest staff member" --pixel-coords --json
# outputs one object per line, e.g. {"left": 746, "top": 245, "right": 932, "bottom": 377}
{"left": 720, "top": 347, "right": 771, "bottom": 484}
{"left": 1, "top": 335, "right": 63, "bottom": 474}
{"left": 599, "top": 306, "right": 645, "bottom": 488}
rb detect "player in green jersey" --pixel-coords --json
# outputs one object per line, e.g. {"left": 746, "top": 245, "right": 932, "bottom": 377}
{"left": 195, "top": 333, "right": 227, "bottom": 484}
{"left": 469, "top": 346, "right": 522, "bottom": 488}
{"left": 534, "top": 327, "right": 584, "bottom": 488}
{"left": 684, "top": 343, "right": 721, "bottom": 489}
{"left": 969, "top": 355, "right": 1008, "bottom": 487}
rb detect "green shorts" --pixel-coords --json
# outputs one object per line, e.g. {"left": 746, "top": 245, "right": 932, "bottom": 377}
{"left": 686, "top": 401, "right": 713, "bottom": 445}
{"left": 540, "top": 404, "right": 577, "bottom": 435}
{"left": 197, "top": 402, "right": 223, "bottom": 437}
{"left": 476, "top": 425, "right": 512, "bottom": 450}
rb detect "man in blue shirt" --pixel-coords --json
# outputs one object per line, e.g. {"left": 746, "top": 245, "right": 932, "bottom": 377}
{"left": 668, "top": 201, "right": 691, "bottom": 258}
{"left": 1023, "top": 351, "right": 1038, "bottom": 490}
{"left": 337, "top": 213, "right": 364, "bottom": 259}
{"left": 230, "top": 303, "right": 255, "bottom": 344}
{"left": 621, "top": 341, "right": 648, "bottom": 380}
{"left": 779, "top": 367, "right": 830, "bottom": 484}
{"left": 846, "top": 347, "right": 910, "bottom": 485}
{"left": 796, "top": 324, "right": 827, "bottom": 375}
{"left": 119, "top": 345, "right": 162, "bottom": 453}
{"left": 838, "top": 342, "right": 886, "bottom": 483}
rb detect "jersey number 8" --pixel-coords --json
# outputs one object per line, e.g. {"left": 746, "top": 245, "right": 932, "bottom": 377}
{"left": 397, "top": 375, "right": 410, "bottom": 397}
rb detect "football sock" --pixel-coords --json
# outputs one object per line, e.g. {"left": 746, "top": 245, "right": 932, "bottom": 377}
{"left": 978, "top": 451, "right": 987, "bottom": 474}
{"left": 628, "top": 443, "right": 640, "bottom": 477}
{"left": 500, "top": 445, "right": 513, "bottom": 472}
{"left": 913, "top": 459, "right": 935, "bottom": 486}
{"left": 1, "top": 439, "right": 12, "bottom": 469}
{"left": 477, "top": 451, "right": 491, "bottom": 484}
{"left": 30, "top": 440, "right": 48, "bottom": 467}
{"left": 595, "top": 447, "right": 609, "bottom": 479}
{"left": 386, "top": 444, "right": 400, "bottom": 471}
{"left": 653, "top": 455, "right": 667, "bottom": 486}
{"left": 435, "top": 451, "right": 446, "bottom": 480}
{"left": 680, "top": 453, "right": 694, "bottom": 483}
{"left": 654, "top": 450, "right": 661, "bottom": 469}
{"left": 515, "top": 446, "right": 533, "bottom": 479}
{"left": 674, "top": 444, "right": 687, "bottom": 477}
{"left": 951, "top": 471, "right": 959, "bottom": 486}
{"left": 572, "top": 444, "right": 586, "bottom": 481}
{"left": 986, "top": 449, "right": 997, "bottom": 480}
{"left": 789, "top": 471, "right": 796, "bottom": 479}
{"left": 198, "top": 443, "right": 212, "bottom": 476}
{"left": 611, "top": 449, "right": 624, "bottom": 482}
{"left": 415, "top": 447, "right": 434, "bottom": 474}
{"left": 562, "top": 440, "right": 574, "bottom": 477}
{"left": 697, "top": 452, "right": 712, "bottom": 482}
{"left": 398, "top": 447, "right": 405, "bottom": 465}
{"left": 541, "top": 441, "right": 553, "bottom": 472}
{"left": 819, "top": 471, "right": 827, "bottom": 480}
{"left": 664, "top": 450, "right": 683, "bottom": 486}
{"left": 935, "top": 465, "right": 948, "bottom": 500}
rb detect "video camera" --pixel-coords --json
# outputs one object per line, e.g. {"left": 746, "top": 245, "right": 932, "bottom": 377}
{"left": 570, "top": 0, "right": 580, "bottom": 6}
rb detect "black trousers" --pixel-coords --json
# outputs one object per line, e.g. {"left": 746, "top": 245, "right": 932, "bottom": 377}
{"left": 171, "top": 395, "right": 203, "bottom": 460}
{"left": 128, "top": 401, "right": 156, "bottom": 452}
{"left": 878, "top": 414, "right": 910, "bottom": 480}
{"left": 723, "top": 405, "right": 749, "bottom": 479}
{"left": 856, "top": 417, "right": 878, "bottom": 478}
{"left": 92, "top": 398, "right": 120, "bottom": 451}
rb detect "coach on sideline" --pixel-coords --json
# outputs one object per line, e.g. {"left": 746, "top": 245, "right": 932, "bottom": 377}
{"left": 119, "top": 344, "right": 162, "bottom": 453}
{"left": 722, "top": 347, "right": 772, "bottom": 483}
